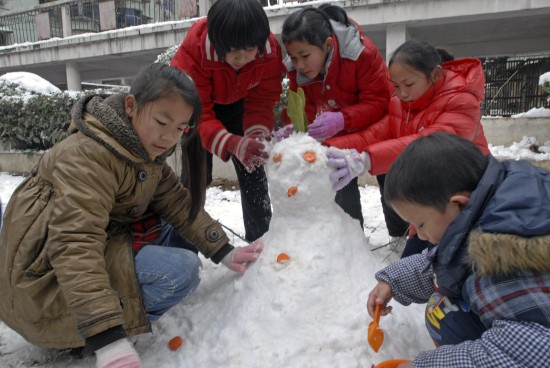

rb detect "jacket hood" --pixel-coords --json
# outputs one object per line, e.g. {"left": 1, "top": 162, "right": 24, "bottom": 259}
{"left": 69, "top": 93, "right": 173, "bottom": 165}
{"left": 401, "top": 58, "right": 485, "bottom": 112}
{"left": 434, "top": 156, "right": 550, "bottom": 297}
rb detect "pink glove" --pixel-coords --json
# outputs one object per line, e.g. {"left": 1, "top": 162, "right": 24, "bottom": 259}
{"left": 227, "top": 134, "right": 269, "bottom": 173}
{"left": 221, "top": 240, "right": 264, "bottom": 274}
{"left": 308, "top": 111, "right": 344, "bottom": 140}
{"left": 273, "top": 124, "right": 294, "bottom": 142}
{"left": 95, "top": 338, "right": 142, "bottom": 368}
{"left": 326, "top": 147, "right": 371, "bottom": 191}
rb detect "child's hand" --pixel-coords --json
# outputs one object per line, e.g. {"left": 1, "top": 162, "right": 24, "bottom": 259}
{"left": 221, "top": 240, "right": 264, "bottom": 274}
{"left": 367, "top": 281, "right": 394, "bottom": 318}
{"left": 309, "top": 111, "right": 344, "bottom": 140}
{"left": 227, "top": 135, "right": 269, "bottom": 173}
{"left": 273, "top": 125, "right": 294, "bottom": 142}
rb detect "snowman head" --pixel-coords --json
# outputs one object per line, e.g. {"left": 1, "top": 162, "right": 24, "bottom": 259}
{"left": 266, "top": 133, "right": 335, "bottom": 213}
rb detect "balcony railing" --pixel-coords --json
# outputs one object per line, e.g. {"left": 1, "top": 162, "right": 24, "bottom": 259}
{"left": 0, "top": 0, "right": 195, "bottom": 46}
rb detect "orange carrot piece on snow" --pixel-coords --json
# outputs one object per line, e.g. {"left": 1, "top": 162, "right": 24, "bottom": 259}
{"left": 303, "top": 151, "right": 316, "bottom": 163}
{"left": 168, "top": 336, "right": 183, "bottom": 351}
{"left": 287, "top": 186, "right": 298, "bottom": 197}
{"left": 277, "top": 253, "right": 290, "bottom": 263}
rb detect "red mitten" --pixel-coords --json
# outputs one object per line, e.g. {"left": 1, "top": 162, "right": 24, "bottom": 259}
{"left": 227, "top": 134, "right": 269, "bottom": 173}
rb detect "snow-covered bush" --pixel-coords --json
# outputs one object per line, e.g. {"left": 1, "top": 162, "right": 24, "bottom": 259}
{"left": 156, "top": 44, "right": 179, "bottom": 65}
{"left": 0, "top": 73, "right": 109, "bottom": 150}
{"left": 540, "top": 71, "right": 550, "bottom": 106}
{"left": 0, "top": 80, "right": 78, "bottom": 150}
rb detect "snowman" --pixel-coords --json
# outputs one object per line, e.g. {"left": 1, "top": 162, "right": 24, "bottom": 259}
{"left": 165, "top": 133, "right": 433, "bottom": 368}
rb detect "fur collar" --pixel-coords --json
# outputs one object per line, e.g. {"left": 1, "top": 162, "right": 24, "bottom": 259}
{"left": 468, "top": 230, "right": 550, "bottom": 277}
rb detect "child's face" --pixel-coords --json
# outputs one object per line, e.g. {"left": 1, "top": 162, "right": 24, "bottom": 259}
{"left": 224, "top": 47, "right": 258, "bottom": 70}
{"left": 391, "top": 196, "right": 468, "bottom": 245}
{"left": 390, "top": 62, "right": 441, "bottom": 102}
{"left": 285, "top": 38, "right": 333, "bottom": 80}
{"left": 127, "top": 94, "right": 193, "bottom": 158}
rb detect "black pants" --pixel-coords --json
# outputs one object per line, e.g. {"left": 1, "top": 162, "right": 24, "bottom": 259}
{"left": 376, "top": 174, "right": 430, "bottom": 256}
{"left": 376, "top": 174, "right": 409, "bottom": 237}
{"left": 335, "top": 177, "right": 364, "bottom": 228}
{"left": 206, "top": 101, "right": 271, "bottom": 242}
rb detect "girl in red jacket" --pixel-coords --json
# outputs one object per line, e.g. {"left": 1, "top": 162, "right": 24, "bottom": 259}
{"left": 325, "top": 40, "right": 490, "bottom": 256}
{"left": 279, "top": 4, "right": 391, "bottom": 228}
{"left": 170, "top": 0, "right": 282, "bottom": 242}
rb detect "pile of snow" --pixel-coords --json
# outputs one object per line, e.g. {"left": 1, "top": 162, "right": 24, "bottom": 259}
{"left": 539, "top": 71, "right": 550, "bottom": 86}
{"left": 0, "top": 72, "right": 60, "bottom": 95}
{"left": 511, "top": 107, "right": 550, "bottom": 118}
{"left": 489, "top": 136, "right": 550, "bottom": 160}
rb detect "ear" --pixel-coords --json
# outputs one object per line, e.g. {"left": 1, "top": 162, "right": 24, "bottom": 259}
{"left": 125, "top": 94, "right": 137, "bottom": 118}
{"left": 450, "top": 193, "right": 471, "bottom": 211}
{"left": 324, "top": 37, "right": 335, "bottom": 52}
{"left": 431, "top": 65, "right": 443, "bottom": 83}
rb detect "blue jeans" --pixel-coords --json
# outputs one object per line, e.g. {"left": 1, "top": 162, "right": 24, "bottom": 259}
{"left": 134, "top": 223, "right": 202, "bottom": 321}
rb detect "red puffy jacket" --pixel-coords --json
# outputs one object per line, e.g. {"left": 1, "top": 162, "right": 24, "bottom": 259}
{"left": 326, "top": 58, "right": 490, "bottom": 175}
{"left": 170, "top": 18, "right": 283, "bottom": 161}
{"left": 283, "top": 20, "right": 391, "bottom": 134}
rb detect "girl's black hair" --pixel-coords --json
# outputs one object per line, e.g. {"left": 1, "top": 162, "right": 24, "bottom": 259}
{"left": 207, "top": 0, "right": 270, "bottom": 60}
{"left": 389, "top": 40, "right": 454, "bottom": 79}
{"left": 384, "top": 132, "right": 488, "bottom": 212}
{"left": 130, "top": 63, "right": 206, "bottom": 221}
{"left": 282, "top": 5, "right": 351, "bottom": 47}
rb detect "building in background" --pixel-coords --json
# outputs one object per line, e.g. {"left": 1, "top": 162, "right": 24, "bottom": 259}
{"left": 0, "top": 0, "right": 549, "bottom": 115}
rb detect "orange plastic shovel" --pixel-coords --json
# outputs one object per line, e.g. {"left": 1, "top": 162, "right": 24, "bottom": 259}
{"left": 373, "top": 359, "right": 412, "bottom": 368}
{"left": 368, "top": 304, "right": 384, "bottom": 352}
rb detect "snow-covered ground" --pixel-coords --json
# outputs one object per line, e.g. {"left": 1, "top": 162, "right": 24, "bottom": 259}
{"left": 0, "top": 135, "right": 548, "bottom": 368}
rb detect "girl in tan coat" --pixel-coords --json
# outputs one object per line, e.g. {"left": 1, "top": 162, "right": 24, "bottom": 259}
{"left": 0, "top": 63, "right": 263, "bottom": 368}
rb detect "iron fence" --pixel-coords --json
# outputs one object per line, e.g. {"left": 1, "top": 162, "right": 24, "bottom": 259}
{"left": 0, "top": 0, "right": 189, "bottom": 45}
{"left": 481, "top": 55, "right": 550, "bottom": 116}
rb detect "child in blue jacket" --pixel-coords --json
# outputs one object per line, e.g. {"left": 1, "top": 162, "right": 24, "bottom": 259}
{"left": 367, "top": 132, "right": 550, "bottom": 367}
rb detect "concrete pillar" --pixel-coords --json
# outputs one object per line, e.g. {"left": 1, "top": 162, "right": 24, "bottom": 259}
{"left": 199, "top": 0, "right": 209, "bottom": 17}
{"left": 61, "top": 5, "right": 72, "bottom": 38}
{"left": 386, "top": 24, "right": 407, "bottom": 60}
{"left": 66, "top": 62, "right": 82, "bottom": 91}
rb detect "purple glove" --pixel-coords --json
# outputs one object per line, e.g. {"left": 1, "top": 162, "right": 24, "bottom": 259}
{"left": 326, "top": 148, "right": 371, "bottom": 191}
{"left": 273, "top": 124, "right": 294, "bottom": 142}
{"left": 95, "top": 338, "right": 142, "bottom": 368}
{"left": 221, "top": 240, "right": 264, "bottom": 274}
{"left": 308, "top": 112, "right": 344, "bottom": 140}
{"left": 227, "top": 134, "right": 269, "bottom": 173}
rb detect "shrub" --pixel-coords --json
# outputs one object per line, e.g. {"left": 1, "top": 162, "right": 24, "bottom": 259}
{"left": 156, "top": 44, "right": 179, "bottom": 65}
{"left": 0, "top": 79, "right": 89, "bottom": 150}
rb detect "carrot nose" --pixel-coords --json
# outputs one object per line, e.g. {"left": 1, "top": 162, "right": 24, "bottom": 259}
{"left": 287, "top": 186, "right": 298, "bottom": 197}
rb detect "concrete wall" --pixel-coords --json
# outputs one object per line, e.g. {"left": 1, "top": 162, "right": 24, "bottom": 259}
{"left": 480, "top": 117, "right": 550, "bottom": 146}
{"left": 1, "top": 118, "right": 549, "bottom": 184}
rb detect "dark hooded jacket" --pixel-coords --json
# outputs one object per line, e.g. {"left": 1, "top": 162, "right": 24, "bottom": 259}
{"left": 375, "top": 158, "right": 550, "bottom": 367}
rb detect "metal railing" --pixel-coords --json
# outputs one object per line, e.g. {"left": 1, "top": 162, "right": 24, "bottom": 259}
{"left": 481, "top": 55, "right": 550, "bottom": 116}
{"left": 0, "top": 0, "right": 193, "bottom": 46}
